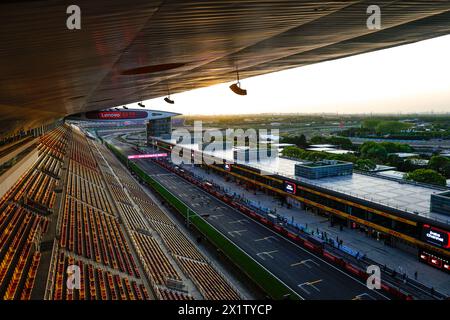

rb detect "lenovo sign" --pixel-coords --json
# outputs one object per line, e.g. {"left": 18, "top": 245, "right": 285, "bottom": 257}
{"left": 86, "top": 111, "right": 148, "bottom": 120}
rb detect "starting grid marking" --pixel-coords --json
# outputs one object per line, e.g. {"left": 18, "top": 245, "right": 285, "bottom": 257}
{"left": 256, "top": 250, "right": 278, "bottom": 260}
{"left": 228, "top": 219, "right": 249, "bottom": 225}
{"left": 298, "top": 279, "right": 323, "bottom": 295}
{"left": 212, "top": 206, "right": 227, "bottom": 211}
{"left": 352, "top": 293, "right": 376, "bottom": 300}
{"left": 290, "top": 259, "right": 319, "bottom": 269}
{"left": 227, "top": 229, "right": 247, "bottom": 237}
{"left": 208, "top": 214, "right": 224, "bottom": 220}
{"left": 254, "top": 236, "right": 278, "bottom": 243}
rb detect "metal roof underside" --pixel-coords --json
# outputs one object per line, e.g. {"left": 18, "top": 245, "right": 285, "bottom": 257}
{"left": 1, "top": 1, "right": 450, "bottom": 136}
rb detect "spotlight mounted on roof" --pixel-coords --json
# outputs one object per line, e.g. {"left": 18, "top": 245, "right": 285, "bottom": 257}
{"left": 164, "top": 85, "right": 175, "bottom": 104}
{"left": 229, "top": 68, "right": 247, "bottom": 96}
{"left": 164, "top": 96, "right": 174, "bottom": 104}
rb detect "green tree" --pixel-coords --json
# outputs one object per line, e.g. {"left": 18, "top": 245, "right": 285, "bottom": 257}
{"left": 360, "top": 141, "right": 388, "bottom": 161}
{"left": 309, "top": 135, "right": 353, "bottom": 150}
{"left": 362, "top": 119, "right": 381, "bottom": 131}
{"left": 379, "top": 142, "right": 413, "bottom": 153}
{"left": 282, "top": 134, "right": 308, "bottom": 148}
{"left": 405, "top": 169, "right": 446, "bottom": 186}
{"left": 310, "top": 136, "right": 328, "bottom": 145}
{"left": 375, "top": 121, "right": 412, "bottom": 134}
{"left": 442, "top": 163, "right": 450, "bottom": 178}
{"left": 329, "top": 136, "right": 353, "bottom": 150}
{"left": 429, "top": 155, "right": 450, "bottom": 175}
{"left": 355, "top": 159, "right": 376, "bottom": 171}
{"left": 297, "top": 134, "right": 307, "bottom": 148}
{"left": 282, "top": 146, "right": 307, "bottom": 159}
{"left": 303, "top": 151, "right": 326, "bottom": 162}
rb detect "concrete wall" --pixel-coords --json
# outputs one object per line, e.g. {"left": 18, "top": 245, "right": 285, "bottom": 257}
{"left": 0, "top": 148, "right": 38, "bottom": 199}
{"left": 0, "top": 137, "right": 38, "bottom": 166}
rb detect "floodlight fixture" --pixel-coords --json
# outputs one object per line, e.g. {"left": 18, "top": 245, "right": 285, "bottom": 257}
{"left": 229, "top": 68, "right": 247, "bottom": 96}
{"left": 164, "top": 86, "right": 175, "bottom": 104}
{"left": 164, "top": 97, "right": 174, "bottom": 104}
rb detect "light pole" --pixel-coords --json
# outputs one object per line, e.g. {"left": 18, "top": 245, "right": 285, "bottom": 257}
{"left": 186, "top": 207, "right": 191, "bottom": 228}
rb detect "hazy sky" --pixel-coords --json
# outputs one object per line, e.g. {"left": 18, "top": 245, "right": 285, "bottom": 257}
{"left": 126, "top": 34, "right": 450, "bottom": 115}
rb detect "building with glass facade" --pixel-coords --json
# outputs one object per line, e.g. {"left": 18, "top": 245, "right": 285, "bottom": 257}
{"left": 294, "top": 160, "right": 353, "bottom": 179}
{"left": 431, "top": 191, "right": 450, "bottom": 217}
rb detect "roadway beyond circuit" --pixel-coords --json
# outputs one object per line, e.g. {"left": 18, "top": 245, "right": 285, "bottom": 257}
{"left": 111, "top": 138, "right": 390, "bottom": 300}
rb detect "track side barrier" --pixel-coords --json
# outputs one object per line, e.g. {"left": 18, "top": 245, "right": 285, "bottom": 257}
{"left": 148, "top": 157, "right": 416, "bottom": 300}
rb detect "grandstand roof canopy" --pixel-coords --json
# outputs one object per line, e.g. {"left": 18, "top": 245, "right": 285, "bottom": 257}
{"left": 2, "top": 1, "right": 450, "bottom": 136}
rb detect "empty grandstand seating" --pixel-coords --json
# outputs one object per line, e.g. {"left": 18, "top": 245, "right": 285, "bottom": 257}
{"left": 0, "top": 125, "right": 70, "bottom": 300}
{"left": 24, "top": 171, "right": 57, "bottom": 210}
{"left": 50, "top": 251, "right": 149, "bottom": 300}
{"left": 136, "top": 200, "right": 174, "bottom": 225}
{"left": 37, "top": 126, "right": 70, "bottom": 163}
{"left": 117, "top": 203, "right": 148, "bottom": 231}
{"left": 4, "top": 161, "right": 59, "bottom": 213}
{"left": 69, "top": 133, "right": 98, "bottom": 170}
{"left": 177, "top": 257, "right": 240, "bottom": 300}
{"left": 90, "top": 139, "right": 242, "bottom": 300}
{"left": 0, "top": 205, "right": 49, "bottom": 299}
{"left": 157, "top": 288, "right": 194, "bottom": 300}
{"left": 59, "top": 197, "right": 140, "bottom": 277}
{"left": 149, "top": 221, "right": 205, "bottom": 262}
{"left": 37, "top": 151, "right": 62, "bottom": 178}
{"left": 132, "top": 232, "right": 181, "bottom": 286}
{"left": 68, "top": 160, "right": 104, "bottom": 187}
{"left": 66, "top": 173, "right": 113, "bottom": 213}
{"left": 0, "top": 125, "right": 242, "bottom": 300}
{"left": 110, "top": 185, "right": 132, "bottom": 205}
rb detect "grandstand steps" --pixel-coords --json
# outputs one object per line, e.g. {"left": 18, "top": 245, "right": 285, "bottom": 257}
{"left": 61, "top": 250, "right": 143, "bottom": 283}
{"left": 39, "top": 240, "right": 54, "bottom": 252}
{"left": 38, "top": 150, "right": 64, "bottom": 163}
{"left": 134, "top": 228, "right": 153, "bottom": 237}
{"left": 157, "top": 287, "right": 194, "bottom": 300}
{"left": 65, "top": 195, "right": 117, "bottom": 218}
{"left": 38, "top": 169, "right": 60, "bottom": 181}
{"left": 30, "top": 249, "right": 53, "bottom": 299}
{"left": 19, "top": 201, "right": 51, "bottom": 216}
{"left": 133, "top": 227, "right": 203, "bottom": 299}
{"left": 30, "top": 127, "right": 72, "bottom": 299}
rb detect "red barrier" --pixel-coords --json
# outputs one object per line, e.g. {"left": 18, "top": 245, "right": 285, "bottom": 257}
{"left": 287, "top": 232, "right": 298, "bottom": 241}
{"left": 303, "top": 241, "right": 320, "bottom": 253}
{"left": 344, "top": 263, "right": 363, "bottom": 277}
{"left": 274, "top": 225, "right": 283, "bottom": 232}
{"left": 323, "top": 251, "right": 337, "bottom": 263}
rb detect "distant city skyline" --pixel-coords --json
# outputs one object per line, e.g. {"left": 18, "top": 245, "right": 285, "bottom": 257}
{"left": 125, "top": 34, "right": 450, "bottom": 115}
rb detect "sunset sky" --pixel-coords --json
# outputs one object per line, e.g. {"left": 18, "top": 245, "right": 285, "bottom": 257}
{"left": 126, "top": 34, "right": 450, "bottom": 115}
